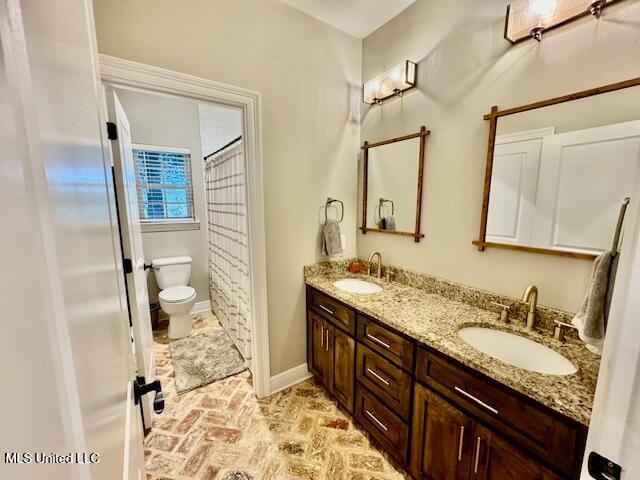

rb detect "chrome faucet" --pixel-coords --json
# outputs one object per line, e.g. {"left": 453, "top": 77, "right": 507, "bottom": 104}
{"left": 522, "top": 285, "right": 538, "bottom": 330}
{"left": 367, "top": 251, "right": 382, "bottom": 279}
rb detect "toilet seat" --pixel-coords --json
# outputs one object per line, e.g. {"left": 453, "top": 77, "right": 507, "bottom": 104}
{"left": 159, "top": 286, "right": 196, "bottom": 303}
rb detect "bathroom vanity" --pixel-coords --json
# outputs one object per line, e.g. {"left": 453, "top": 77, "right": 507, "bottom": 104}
{"left": 305, "top": 263, "right": 598, "bottom": 479}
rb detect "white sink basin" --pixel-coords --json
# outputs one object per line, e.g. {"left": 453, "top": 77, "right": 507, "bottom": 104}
{"left": 333, "top": 278, "right": 383, "bottom": 295}
{"left": 458, "top": 327, "right": 577, "bottom": 376}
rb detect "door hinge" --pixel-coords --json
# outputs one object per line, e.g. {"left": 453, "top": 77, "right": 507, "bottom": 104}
{"left": 106, "top": 121, "right": 118, "bottom": 140}
{"left": 123, "top": 258, "right": 133, "bottom": 274}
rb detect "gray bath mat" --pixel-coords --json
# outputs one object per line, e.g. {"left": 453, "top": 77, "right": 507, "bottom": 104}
{"left": 169, "top": 330, "right": 247, "bottom": 394}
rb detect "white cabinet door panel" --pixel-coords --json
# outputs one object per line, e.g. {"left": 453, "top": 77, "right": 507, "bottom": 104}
{"left": 486, "top": 138, "right": 543, "bottom": 245}
{"left": 532, "top": 120, "right": 640, "bottom": 254}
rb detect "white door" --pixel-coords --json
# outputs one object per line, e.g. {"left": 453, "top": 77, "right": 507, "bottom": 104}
{"left": 486, "top": 137, "right": 543, "bottom": 245}
{"left": 123, "top": 379, "right": 146, "bottom": 480}
{"left": 532, "top": 120, "right": 640, "bottom": 254}
{"left": 1, "top": 0, "right": 147, "bottom": 478}
{"left": 105, "top": 88, "right": 158, "bottom": 431}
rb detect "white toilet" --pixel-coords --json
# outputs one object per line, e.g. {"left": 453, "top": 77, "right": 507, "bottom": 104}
{"left": 152, "top": 256, "right": 197, "bottom": 339}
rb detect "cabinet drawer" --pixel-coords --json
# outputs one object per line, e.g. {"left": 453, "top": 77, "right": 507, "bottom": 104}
{"left": 311, "top": 289, "right": 355, "bottom": 335}
{"left": 354, "top": 384, "right": 409, "bottom": 466}
{"left": 416, "top": 347, "right": 584, "bottom": 477}
{"left": 357, "top": 315, "right": 414, "bottom": 371}
{"left": 356, "top": 344, "right": 412, "bottom": 421}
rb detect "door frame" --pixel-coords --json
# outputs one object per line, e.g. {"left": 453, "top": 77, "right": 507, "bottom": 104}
{"left": 99, "top": 54, "right": 272, "bottom": 398}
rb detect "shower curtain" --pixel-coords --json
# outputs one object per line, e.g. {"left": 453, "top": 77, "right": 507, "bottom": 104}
{"left": 204, "top": 138, "right": 252, "bottom": 360}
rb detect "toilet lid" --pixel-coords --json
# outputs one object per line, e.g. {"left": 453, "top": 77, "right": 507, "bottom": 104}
{"left": 159, "top": 286, "right": 196, "bottom": 303}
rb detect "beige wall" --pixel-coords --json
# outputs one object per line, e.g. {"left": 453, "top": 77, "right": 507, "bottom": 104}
{"left": 359, "top": 0, "right": 640, "bottom": 312}
{"left": 115, "top": 89, "right": 210, "bottom": 303}
{"left": 94, "top": 0, "right": 362, "bottom": 375}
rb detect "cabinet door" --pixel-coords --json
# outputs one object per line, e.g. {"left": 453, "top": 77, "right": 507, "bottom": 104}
{"left": 310, "top": 312, "right": 333, "bottom": 389}
{"left": 410, "top": 384, "right": 474, "bottom": 480}
{"left": 472, "top": 424, "right": 562, "bottom": 480}
{"left": 332, "top": 328, "right": 354, "bottom": 413}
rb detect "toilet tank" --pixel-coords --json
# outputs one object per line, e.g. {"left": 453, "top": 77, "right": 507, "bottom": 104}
{"left": 151, "top": 256, "right": 192, "bottom": 289}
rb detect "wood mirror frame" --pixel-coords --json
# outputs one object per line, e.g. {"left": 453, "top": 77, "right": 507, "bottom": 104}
{"left": 360, "top": 126, "right": 430, "bottom": 243}
{"left": 474, "top": 76, "right": 640, "bottom": 260}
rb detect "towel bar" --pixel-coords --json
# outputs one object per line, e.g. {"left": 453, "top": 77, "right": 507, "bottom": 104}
{"left": 611, "top": 197, "right": 630, "bottom": 257}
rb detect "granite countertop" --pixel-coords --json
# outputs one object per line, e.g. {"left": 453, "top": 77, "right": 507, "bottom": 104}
{"left": 305, "top": 270, "right": 600, "bottom": 426}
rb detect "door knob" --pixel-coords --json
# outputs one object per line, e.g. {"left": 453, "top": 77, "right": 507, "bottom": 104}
{"left": 134, "top": 377, "right": 165, "bottom": 414}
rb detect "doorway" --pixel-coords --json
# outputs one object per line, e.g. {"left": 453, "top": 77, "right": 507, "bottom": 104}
{"left": 101, "top": 55, "right": 271, "bottom": 403}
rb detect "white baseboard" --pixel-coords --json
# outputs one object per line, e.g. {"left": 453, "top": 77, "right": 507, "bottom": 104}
{"left": 192, "top": 300, "right": 212, "bottom": 314}
{"left": 270, "top": 363, "right": 312, "bottom": 395}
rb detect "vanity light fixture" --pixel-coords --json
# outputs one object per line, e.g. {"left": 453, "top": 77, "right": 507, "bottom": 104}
{"left": 504, "top": 0, "right": 624, "bottom": 43}
{"left": 362, "top": 60, "right": 416, "bottom": 105}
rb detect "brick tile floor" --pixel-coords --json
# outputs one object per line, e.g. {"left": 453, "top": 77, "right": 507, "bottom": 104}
{"left": 145, "top": 311, "right": 409, "bottom": 480}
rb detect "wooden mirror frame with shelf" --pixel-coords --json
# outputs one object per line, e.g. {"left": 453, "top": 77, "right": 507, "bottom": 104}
{"left": 360, "top": 126, "right": 430, "bottom": 243}
{"left": 474, "top": 76, "right": 640, "bottom": 260}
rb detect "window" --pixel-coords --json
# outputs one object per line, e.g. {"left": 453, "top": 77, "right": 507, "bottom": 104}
{"left": 132, "top": 145, "right": 195, "bottom": 222}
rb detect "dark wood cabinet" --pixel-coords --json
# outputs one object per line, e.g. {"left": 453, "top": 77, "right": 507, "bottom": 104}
{"left": 416, "top": 347, "right": 585, "bottom": 477}
{"left": 411, "top": 383, "right": 474, "bottom": 480}
{"left": 411, "top": 384, "right": 563, "bottom": 480}
{"left": 357, "top": 313, "right": 415, "bottom": 370}
{"left": 306, "top": 286, "right": 584, "bottom": 480}
{"left": 472, "top": 424, "right": 562, "bottom": 480}
{"left": 307, "top": 292, "right": 355, "bottom": 413}
{"left": 310, "top": 311, "right": 333, "bottom": 387}
{"left": 356, "top": 343, "right": 413, "bottom": 421}
{"left": 355, "top": 383, "right": 410, "bottom": 465}
{"left": 332, "top": 328, "right": 355, "bottom": 413}
{"left": 311, "top": 288, "right": 355, "bottom": 334}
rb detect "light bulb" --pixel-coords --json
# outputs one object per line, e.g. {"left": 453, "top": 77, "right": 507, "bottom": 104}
{"left": 370, "top": 80, "right": 381, "bottom": 100}
{"left": 390, "top": 67, "right": 402, "bottom": 84}
{"left": 530, "top": 0, "right": 556, "bottom": 20}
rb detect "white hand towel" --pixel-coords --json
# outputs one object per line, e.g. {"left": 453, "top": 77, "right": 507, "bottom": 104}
{"left": 572, "top": 252, "right": 612, "bottom": 355}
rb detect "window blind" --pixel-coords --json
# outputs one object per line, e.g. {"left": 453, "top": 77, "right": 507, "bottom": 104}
{"left": 132, "top": 146, "right": 195, "bottom": 221}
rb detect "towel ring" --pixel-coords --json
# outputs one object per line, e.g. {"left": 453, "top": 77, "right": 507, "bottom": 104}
{"left": 324, "top": 197, "right": 344, "bottom": 223}
{"left": 377, "top": 198, "right": 394, "bottom": 221}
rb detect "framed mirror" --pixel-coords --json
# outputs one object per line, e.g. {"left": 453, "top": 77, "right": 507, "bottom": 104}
{"left": 475, "top": 77, "right": 640, "bottom": 259}
{"left": 361, "top": 126, "right": 429, "bottom": 242}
